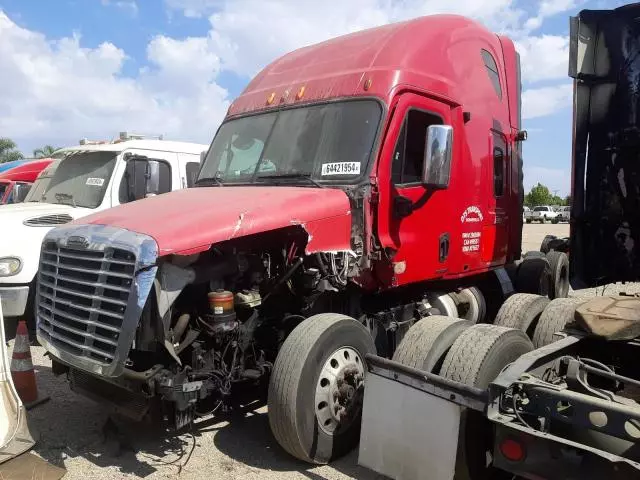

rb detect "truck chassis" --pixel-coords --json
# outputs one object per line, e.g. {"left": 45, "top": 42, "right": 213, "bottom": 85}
{"left": 359, "top": 321, "right": 640, "bottom": 480}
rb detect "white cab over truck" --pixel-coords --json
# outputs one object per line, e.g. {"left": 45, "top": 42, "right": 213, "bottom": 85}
{"left": 0, "top": 135, "right": 207, "bottom": 336}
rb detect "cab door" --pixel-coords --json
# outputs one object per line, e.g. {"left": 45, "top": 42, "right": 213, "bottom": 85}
{"left": 376, "top": 94, "right": 455, "bottom": 286}
{"left": 483, "top": 130, "right": 509, "bottom": 264}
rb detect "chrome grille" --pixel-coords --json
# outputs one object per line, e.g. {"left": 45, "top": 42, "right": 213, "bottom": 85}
{"left": 37, "top": 240, "right": 136, "bottom": 364}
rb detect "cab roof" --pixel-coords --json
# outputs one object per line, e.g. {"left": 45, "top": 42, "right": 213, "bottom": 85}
{"left": 228, "top": 14, "right": 509, "bottom": 117}
{"left": 56, "top": 139, "right": 208, "bottom": 155}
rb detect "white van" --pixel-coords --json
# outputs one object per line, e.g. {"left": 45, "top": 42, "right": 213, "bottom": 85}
{"left": 0, "top": 136, "right": 207, "bottom": 335}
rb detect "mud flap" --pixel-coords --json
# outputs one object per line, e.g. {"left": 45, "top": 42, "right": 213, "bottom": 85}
{"left": 358, "top": 355, "right": 487, "bottom": 480}
{"left": 0, "top": 303, "right": 35, "bottom": 464}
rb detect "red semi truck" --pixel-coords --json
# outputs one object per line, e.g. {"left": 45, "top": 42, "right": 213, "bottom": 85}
{"left": 0, "top": 158, "right": 54, "bottom": 205}
{"left": 358, "top": 4, "right": 640, "bottom": 480}
{"left": 34, "top": 13, "right": 556, "bottom": 465}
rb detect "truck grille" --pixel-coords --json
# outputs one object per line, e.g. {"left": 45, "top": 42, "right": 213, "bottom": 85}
{"left": 37, "top": 241, "right": 136, "bottom": 365}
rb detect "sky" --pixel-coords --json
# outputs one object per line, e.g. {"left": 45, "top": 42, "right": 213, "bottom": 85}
{"left": 0, "top": 0, "right": 631, "bottom": 196}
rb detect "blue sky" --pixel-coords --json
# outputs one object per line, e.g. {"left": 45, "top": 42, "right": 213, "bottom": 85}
{"left": 0, "top": 0, "right": 631, "bottom": 196}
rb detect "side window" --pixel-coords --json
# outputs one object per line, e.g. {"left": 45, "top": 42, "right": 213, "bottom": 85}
{"left": 493, "top": 146, "right": 505, "bottom": 197}
{"left": 392, "top": 110, "right": 443, "bottom": 185}
{"left": 481, "top": 49, "right": 502, "bottom": 99}
{"left": 119, "top": 159, "right": 172, "bottom": 204}
{"left": 185, "top": 161, "right": 201, "bottom": 187}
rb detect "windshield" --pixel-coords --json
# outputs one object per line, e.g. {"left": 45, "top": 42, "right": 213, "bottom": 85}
{"left": 533, "top": 207, "right": 546, "bottom": 212}
{"left": 198, "top": 100, "right": 381, "bottom": 185}
{"left": 42, "top": 151, "right": 117, "bottom": 208}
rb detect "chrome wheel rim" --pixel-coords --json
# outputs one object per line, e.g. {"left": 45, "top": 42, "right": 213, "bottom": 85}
{"left": 314, "top": 346, "right": 365, "bottom": 435}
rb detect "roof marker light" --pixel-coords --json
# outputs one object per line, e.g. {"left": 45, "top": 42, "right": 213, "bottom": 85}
{"left": 363, "top": 78, "right": 372, "bottom": 91}
{"left": 296, "top": 86, "right": 305, "bottom": 100}
{"left": 267, "top": 92, "right": 276, "bottom": 105}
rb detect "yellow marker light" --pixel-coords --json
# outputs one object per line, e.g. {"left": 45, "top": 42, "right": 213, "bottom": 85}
{"left": 296, "top": 86, "right": 306, "bottom": 100}
{"left": 363, "top": 78, "right": 372, "bottom": 91}
{"left": 267, "top": 92, "right": 276, "bottom": 105}
{"left": 281, "top": 90, "right": 290, "bottom": 102}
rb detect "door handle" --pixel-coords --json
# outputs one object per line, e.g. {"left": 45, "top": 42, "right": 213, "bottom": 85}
{"left": 439, "top": 233, "right": 450, "bottom": 263}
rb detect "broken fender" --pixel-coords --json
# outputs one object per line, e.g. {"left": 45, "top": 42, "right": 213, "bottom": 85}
{"left": 0, "top": 303, "right": 35, "bottom": 464}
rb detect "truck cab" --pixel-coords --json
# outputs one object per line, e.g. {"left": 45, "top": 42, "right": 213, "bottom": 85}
{"left": 35, "top": 14, "right": 530, "bottom": 464}
{"left": 0, "top": 136, "right": 207, "bottom": 337}
{"left": 0, "top": 158, "right": 54, "bottom": 205}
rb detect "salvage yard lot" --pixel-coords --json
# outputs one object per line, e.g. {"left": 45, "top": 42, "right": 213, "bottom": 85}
{"left": 22, "top": 223, "right": 636, "bottom": 480}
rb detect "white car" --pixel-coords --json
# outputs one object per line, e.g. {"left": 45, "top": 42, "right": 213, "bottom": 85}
{"left": 526, "top": 205, "right": 560, "bottom": 224}
{"left": 0, "top": 135, "right": 208, "bottom": 335}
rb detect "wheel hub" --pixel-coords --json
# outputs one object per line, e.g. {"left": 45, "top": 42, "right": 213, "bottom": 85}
{"left": 315, "top": 346, "right": 365, "bottom": 434}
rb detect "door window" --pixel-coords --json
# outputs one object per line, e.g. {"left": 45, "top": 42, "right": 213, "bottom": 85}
{"left": 392, "top": 110, "right": 443, "bottom": 185}
{"left": 119, "top": 158, "right": 172, "bottom": 203}
{"left": 185, "top": 161, "right": 201, "bottom": 188}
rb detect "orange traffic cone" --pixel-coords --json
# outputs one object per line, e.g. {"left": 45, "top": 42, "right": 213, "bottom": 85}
{"left": 11, "top": 320, "right": 48, "bottom": 409}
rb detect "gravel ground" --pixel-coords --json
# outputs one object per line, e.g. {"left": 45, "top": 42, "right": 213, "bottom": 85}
{"left": 13, "top": 223, "right": 639, "bottom": 479}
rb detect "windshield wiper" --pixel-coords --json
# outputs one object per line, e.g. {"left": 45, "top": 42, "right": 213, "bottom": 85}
{"left": 195, "top": 172, "right": 224, "bottom": 187}
{"left": 54, "top": 192, "right": 77, "bottom": 208}
{"left": 255, "top": 173, "right": 325, "bottom": 188}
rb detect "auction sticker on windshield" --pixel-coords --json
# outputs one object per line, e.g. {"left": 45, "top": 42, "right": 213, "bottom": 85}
{"left": 321, "top": 162, "right": 360, "bottom": 176}
{"left": 86, "top": 178, "right": 105, "bottom": 186}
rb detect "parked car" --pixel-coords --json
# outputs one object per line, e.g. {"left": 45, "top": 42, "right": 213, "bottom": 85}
{"left": 557, "top": 205, "right": 570, "bottom": 222}
{"left": 523, "top": 205, "right": 531, "bottom": 222}
{"left": 527, "top": 205, "right": 560, "bottom": 223}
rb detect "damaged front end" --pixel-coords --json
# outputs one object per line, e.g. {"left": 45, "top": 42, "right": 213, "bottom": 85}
{"left": 36, "top": 214, "right": 366, "bottom": 429}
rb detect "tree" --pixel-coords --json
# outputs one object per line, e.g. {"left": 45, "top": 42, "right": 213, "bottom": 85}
{"left": 33, "top": 145, "right": 59, "bottom": 158}
{"left": 0, "top": 138, "right": 24, "bottom": 164}
{"left": 525, "top": 182, "right": 553, "bottom": 207}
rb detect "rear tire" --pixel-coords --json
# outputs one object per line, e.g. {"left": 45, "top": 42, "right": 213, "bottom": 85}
{"left": 427, "top": 292, "right": 458, "bottom": 317}
{"left": 392, "top": 316, "right": 472, "bottom": 373}
{"left": 532, "top": 297, "right": 585, "bottom": 348}
{"left": 268, "top": 313, "right": 375, "bottom": 464}
{"left": 540, "top": 234, "right": 557, "bottom": 254}
{"left": 515, "top": 256, "right": 552, "bottom": 297}
{"left": 546, "top": 250, "right": 569, "bottom": 299}
{"left": 441, "top": 325, "right": 533, "bottom": 480}
{"left": 454, "top": 287, "right": 486, "bottom": 323}
{"left": 493, "top": 293, "right": 549, "bottom": 338}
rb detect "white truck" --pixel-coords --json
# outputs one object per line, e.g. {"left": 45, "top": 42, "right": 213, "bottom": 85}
{"left": 526, "top": 205, "right": 560, "bottom": 224}
{"left": 0, "top": 134, "right": 207, "bottom": 338}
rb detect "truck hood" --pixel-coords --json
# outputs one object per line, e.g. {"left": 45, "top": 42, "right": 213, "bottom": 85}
{"left": 0, "top": 202, "right": 91, "bottom": 229}
{"left": 77, "top": 186, "right": 353, "bottom": 255}
{"left": 0, "top": 203, "right": 94, "bottom": 284}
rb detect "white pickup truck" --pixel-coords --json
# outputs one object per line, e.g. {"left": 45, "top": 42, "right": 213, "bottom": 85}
{"left": 525, "top": 205, "right": 560, "bottom": 224}
{"left": 0, "top": 135, "right": 208, "bottom": 338}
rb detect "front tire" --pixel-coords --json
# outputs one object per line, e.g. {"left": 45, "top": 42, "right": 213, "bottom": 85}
{"left": 268, "top": 313, "right": 375, "bottom": 464}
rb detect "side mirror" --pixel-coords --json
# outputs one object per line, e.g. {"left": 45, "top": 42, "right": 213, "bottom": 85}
{"left": 14, "top": 184, "right": 30, "bottom": 203}
{"left": 422, "top": 125, "right": 453, "bottom": 188}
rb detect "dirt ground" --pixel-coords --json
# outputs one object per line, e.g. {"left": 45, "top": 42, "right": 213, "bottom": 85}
{"left": 16, "top": 222, "right": 619, "bottom": 480}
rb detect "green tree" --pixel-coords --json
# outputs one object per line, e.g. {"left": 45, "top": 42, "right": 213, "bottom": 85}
{"left": 525, "top": 182, "right": 553, "bottom": 207}
{"left": 0, "top": 138, "right": 24, "bottom": 164}
{"left": 33, "top": 145, "right": 59, "bottom": 158}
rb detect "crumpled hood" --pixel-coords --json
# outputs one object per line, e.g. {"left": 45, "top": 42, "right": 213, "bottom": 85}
{"left": 76, "top": 186, "right": 353, "bottom": 255}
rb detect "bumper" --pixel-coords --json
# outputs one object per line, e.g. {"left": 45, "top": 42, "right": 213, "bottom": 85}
{"left": 0, "top": 286, "right": 30, "bottom": 317}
